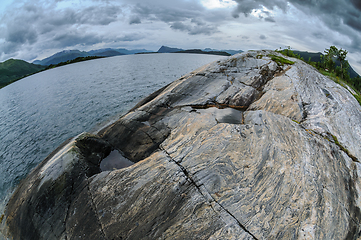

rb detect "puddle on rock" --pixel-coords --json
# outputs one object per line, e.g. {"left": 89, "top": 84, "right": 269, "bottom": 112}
{"left": 187, "top": 107, "right": 243, "bottom": 124}
{"left": 100, "top": 150, "right": 134, "bottom": 171}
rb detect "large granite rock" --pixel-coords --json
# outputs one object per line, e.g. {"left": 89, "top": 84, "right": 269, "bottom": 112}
{"left": 3, "top": 50, "right": 361, "bottom": 239}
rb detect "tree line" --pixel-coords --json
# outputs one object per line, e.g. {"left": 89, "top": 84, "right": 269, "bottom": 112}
{"left": 277, "top": 46, "right": 361, "bottom": 93}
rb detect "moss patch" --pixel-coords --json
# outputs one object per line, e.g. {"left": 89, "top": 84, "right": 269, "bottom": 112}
{"left": 269, "top": 54, "right": 295, "bottom": 66}
{"left": 353, "top": 94, "right": 361, "bottom": 106}
{"left": 331, "top": 134, "right": 359, "bottom": 162}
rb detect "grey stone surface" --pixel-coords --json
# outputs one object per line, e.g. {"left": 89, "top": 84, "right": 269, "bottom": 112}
{"left": 3, "top": 50, "right": 361, "bottom": 239}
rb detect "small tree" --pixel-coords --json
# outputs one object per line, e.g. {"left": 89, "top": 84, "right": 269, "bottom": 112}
{"left": 324, "top": 46, "right": 349, "bottom": 79}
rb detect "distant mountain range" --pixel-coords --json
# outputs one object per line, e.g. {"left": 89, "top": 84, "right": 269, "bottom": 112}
{"left": 157, "top": 46, "right": 243, "bottom": 56}
{"left": 0, "top": 46, "right": 242, "bottom": 88}
{"left": 1, "top": 47, "right": 359, "bottom": 89}
{"left": 33, "top": 48, "right": 151, "bottom": 66}
{"left": 0, "top": 59, "right": 46, "bottom": 88}
{"left": 32, "top": 46, "right": 243, "bottom": 66}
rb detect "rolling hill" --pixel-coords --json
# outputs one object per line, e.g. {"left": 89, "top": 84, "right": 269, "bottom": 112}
{"left": 0, "top": 59, "right": 46, "bottom": 88}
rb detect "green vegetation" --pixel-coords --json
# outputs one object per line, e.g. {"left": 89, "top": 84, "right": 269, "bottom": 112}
{"left": 276, "top": 46, "right": 361, "bottom": 104}
{"left": 44, "top": 56, "right": 104, "bottom": 69}
{"left": 0, "top": 56, "right": 104, "bottom": 89}
{"left": 353, "top": 94, "right": 361, "bottom": 106}
{"left": 276, "top": 48, "right": 304, "bottom": 60}
{"left": 0, "top": 59, "right": 46, "bottom": 88}
{"left": 330, "top": 134, "right": 359, "bottom": 162}
{"left": 268, "top": 54, "right": 295, "bottom": 66}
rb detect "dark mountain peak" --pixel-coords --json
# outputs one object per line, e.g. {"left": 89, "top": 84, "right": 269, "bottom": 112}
{"left": 54, "top": 49, "right": 83, "bottom": 55}
{"left": 88, "top": 48, "right": 114, "bottom": 54}
{"left": 157, "top": 46, "right": 184, "bottom": 53}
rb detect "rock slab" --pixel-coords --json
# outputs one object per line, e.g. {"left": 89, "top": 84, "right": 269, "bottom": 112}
{"left": 3, "top": 50, "right": 361, "bottom": 239}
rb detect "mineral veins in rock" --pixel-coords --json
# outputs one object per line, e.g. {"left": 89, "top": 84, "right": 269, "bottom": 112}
{"left": 3, "top": 50, "right": 361, "bottom": 239}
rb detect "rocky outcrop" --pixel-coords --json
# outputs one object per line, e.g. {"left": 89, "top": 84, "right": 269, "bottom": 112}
{"left": 3, "top": 50, "right": 361, "bottom": 239}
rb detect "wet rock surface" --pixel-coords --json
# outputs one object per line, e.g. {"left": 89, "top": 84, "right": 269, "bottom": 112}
{"left": 3, "top": 50, "right": 361, "bottom": 239}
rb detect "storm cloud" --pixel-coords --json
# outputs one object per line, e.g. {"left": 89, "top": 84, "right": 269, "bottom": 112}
{"left": 0, "top": 0, "right": 123, "bottom": 59}
{"left": 170, "top": 19, "right": 218, "bottom": 35}
{"left": 128, "top": 1, "right": 222, "bottom": 35}
{"left": 0, "top": 0, "right": 360, "bottom": 74}
{"left": 0, "top": 0, "right": 225, "bottom": 60}
{"left": 259, "top": 34, "right": 267, "bottom": 40}
{"left": 232, "top": 0, "right": 361, "bottom": 52}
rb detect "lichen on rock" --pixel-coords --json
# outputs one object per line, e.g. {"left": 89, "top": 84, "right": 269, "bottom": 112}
{"left": 4, "top": 50, "right": 361, "bottom": 240}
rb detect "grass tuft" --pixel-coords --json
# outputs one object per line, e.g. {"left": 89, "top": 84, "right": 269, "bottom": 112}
{"left": 269, "top": 54, "right": 295, "bottom": 66}
{"left": 353, "top": 94, "right": 361, "bottom": 106}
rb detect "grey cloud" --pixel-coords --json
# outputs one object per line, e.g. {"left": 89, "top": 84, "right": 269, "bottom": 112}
{"left": 232, "top": 0, "right": 287, "bottom": 17}
{"left": 0, "top": 0, "right": 122, "bottom": 55}
{"left": 2, "top": 42, "right": 21, "bottom": 55}
{"left": 264, "top": 17, "right": 275, "bottom": 22}
{"left": 260, "top": 34, "right": 267, "bottom": 40}
{"left": 78, "top": 6, "right": 121, "bottom": 25}
{"left": 232, "top": 0, "right": 361, "bottom": 31}
{"left": 0, "top": 0, "right": 230, "bottom": 60}
{"left": 129, "top": 1, "right": 219, "bottom": 35}
{"left": 131, "top": 3, "right": 202, "bottom": 23}
{"left": 289, "top": 0, "right": 361, "bottom": 51}
{"left": 5, "top": 24, "right": 37, "bottom": 45}
{"left": 129, "top": 16, "right": 141, "bottom": 24}
{"left": 51, "top": 30, "right": 143, "bottom": 49}
{"left": 53, "top": 31, "right": 102, "bottom": 48}
{"left": 47, "top": 5, "right": 121, "bottom": 26}
{"left": 345, "top": 17, "right": 361, "bottom": 32}
{"left": 171, "top": 22, "right": 190, "bottom": 31}
{"left": 1, "top": 3, "right": 39, "bottom": 50}
{"left": 313, "top": 32, "right": 326, "bottom": 39}
{"left": 116, "top": 33, "right": 145, "bottom": 42}
{"left": 48, "top": 8, "right": 78, "bottom": 26}
{"left": 351, "top": 0, "right": 361, "bottom": 11}
{"left": 170, "top": 19, "right": 218, "bottom": 35}
{"left": 232, "top": 0, "right": 361, "bottom": 51}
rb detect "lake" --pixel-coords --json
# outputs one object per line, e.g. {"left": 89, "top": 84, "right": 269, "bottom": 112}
{"left": 0, "top": 53, "right": 226, "bottom": 229}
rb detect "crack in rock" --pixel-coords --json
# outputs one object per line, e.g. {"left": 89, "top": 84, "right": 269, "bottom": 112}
{"left": 160, "top": 147, "right": 258, "bottom": 240}
{"left": 86, "top": 179, "right": 107, "bottom": 239}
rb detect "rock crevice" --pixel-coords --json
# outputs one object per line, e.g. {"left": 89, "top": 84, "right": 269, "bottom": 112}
{"left": 161, "top": 146, "right": 258, "bottom": 240}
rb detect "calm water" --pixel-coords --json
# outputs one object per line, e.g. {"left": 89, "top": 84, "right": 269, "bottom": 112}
{"left": 0, "top": 53, "right": 226, "bottom": 221}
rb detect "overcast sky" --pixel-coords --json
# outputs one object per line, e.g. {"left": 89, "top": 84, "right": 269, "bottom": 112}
{"left": 1, "top": 0, "right": 361, "bottom": 74}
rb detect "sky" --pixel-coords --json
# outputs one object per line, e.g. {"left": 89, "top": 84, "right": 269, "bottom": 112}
{"left": 0, "top": 0, "right": 361, "bottom": 74}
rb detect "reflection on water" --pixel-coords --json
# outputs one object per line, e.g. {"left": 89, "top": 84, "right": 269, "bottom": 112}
{"left": 197, "top": 107, "right": 243, "bottom": 124}
{"left": 100, "top": 150, "right": 134, "bottom": 171}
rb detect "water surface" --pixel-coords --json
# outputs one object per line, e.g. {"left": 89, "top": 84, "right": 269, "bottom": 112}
{"left": 0, "top": 53, "right": 226, "bottom": 224}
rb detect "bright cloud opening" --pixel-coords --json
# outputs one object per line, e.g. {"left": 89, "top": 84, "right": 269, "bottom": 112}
{"left": 201, "top": 0, "right": 237, "bottom": 9}
{"left": 250, "top": 6, "right": 274, "bottom": 18}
